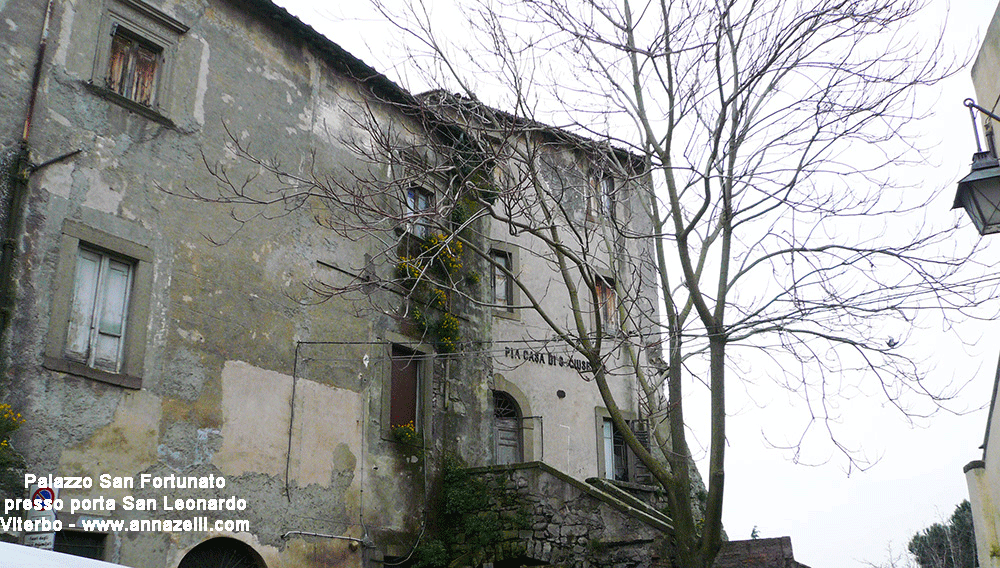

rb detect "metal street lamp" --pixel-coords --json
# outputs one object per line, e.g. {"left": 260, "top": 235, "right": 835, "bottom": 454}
{"left": 954, "top": 99, "right": 1000, "bottom": 236}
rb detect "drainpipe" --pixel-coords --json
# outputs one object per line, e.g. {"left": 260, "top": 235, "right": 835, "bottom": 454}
{"left": 0, "top": 0, "right": 56, "bottom": 373}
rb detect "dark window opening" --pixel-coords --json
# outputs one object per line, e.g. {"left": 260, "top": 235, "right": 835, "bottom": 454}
{"left": 54, "top": 531, "right": 106, "bottom": 560}
{"left": 390, "top": 345, "right": 421, "bottom": 429}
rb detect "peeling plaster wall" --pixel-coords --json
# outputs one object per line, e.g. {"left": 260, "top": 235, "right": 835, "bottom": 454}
{"left": 1, "top": 0, "right": 492, "bottom": 567}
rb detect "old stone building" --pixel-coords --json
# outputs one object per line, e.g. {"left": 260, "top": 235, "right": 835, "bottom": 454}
{"left": 0, "top": 1, "right": 670, "bottom": 567}
{"left": 964, "top": 4, "right": 1000, "bottom": 568}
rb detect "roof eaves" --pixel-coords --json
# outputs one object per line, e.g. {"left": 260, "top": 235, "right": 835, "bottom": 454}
{"left": 416, "top": 90, "right": 648, "bottom": 174}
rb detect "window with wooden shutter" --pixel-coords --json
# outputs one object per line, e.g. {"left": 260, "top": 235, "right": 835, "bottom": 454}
{"left": 595, "top": 276, "right": 618, "bottom": 330}
{"left": 603, "top": 418, "right": 629, "bottom": 482}
{"left": 87, "top": 1, "right": 188, "bottom": 123}
{"left": 44, "top": 221, "right": 153, "bottom": 389}
{"left": 66, "top": 247, "right": 133, "bottom": 374}
{"left": 602, "top": 418, "right": 653, "bottom": 484}
{"left": 107, "top": 29, "right": 160, "bottom": 106}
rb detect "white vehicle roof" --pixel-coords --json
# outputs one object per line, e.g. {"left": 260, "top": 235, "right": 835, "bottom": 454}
{"left": 0, "top": 542, "right": 129, "bottom": 568}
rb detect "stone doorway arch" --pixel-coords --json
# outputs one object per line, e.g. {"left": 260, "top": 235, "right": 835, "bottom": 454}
{"left": 177, "top": 537, "right": 266, "bottom": 568}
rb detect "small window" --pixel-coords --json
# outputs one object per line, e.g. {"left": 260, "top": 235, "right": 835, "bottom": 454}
{"left": 403, "top": 187, "right": 435, "bottom": 239}
{"left": 600, "top": 176, "right": 616, "bottom": 218}
{"left": 88, "top": 0, "right": 188, "bottom": 121}
{"left": 588, "top": 172, "right": 617, "bottom": 220}
{"left": 491, "top": 249, "right": 513, "bottom": 311}
{"left": 595, "top": 276, "right": 617, "bottom": 330}
{"left": 390, "top": 345, "right": 422, "bottom": 429}
{"left": 66, "top": 247, "right": 134, "bottom": 374}
{"left": 107, "top": 27, "right": 161, "bottom": 106}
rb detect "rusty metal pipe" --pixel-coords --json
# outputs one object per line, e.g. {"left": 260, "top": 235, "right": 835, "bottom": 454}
{"left": 22, "top": 0, "right": 56, "bottom": 143}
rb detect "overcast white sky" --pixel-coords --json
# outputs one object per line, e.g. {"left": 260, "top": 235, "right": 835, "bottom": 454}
{"left": 274, "top": 1, "right": 1000, "bottom": 566}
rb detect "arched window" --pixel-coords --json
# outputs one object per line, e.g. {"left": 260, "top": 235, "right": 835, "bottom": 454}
{"left": 178, "top": 537, "right": 266, "bottom": 568}
{"left": 494, "top": 391, "right": 523, "bottom": 465}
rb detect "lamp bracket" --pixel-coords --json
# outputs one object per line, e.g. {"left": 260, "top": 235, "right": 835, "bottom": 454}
{"left": 966, "top": 98, "right": 1000, "bottom": 123}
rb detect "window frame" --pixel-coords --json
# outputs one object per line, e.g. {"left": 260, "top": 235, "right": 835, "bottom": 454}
{"left": 402, "top": 186, "right": 435, "bottom": 240}
{"left": 588, "top": 171, "right": 618, "bottom": 221}
{"left": 594, "top": 274, "right": 618, "bottom": 332}
{"left": 88, "top": 0, "right": 188, "bottom": 124}
{"left": 489, "top": 242, "right": 520, "bottom": 320}
{"left": 65, "top": 246, "right": 134, "bottom": 374}
{"left": 595, "top": 408, "right": 652, "bottom": 485}
{"left": 107, "top": 26, "right": 162, "bottom": 107}
{"left": 381, "top": 334, "right": 434, "bottom": 442}
{"left": 600, "top": 175, "right": 616, "bottom": 219}
{"left": 491, "top": 249, "right": 512, "bottom": 312}
{"left": 44, "top": 221, "right": 153, "bottom": 389}
{"left": 493, "top": 390, "right": 523, "bottom": 465}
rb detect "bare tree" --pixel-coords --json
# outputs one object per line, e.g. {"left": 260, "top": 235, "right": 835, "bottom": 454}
{"left": 188, "top": 1, "right": 995, "bottom": 567}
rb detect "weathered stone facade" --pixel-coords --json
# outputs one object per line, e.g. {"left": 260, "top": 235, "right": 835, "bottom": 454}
{"left": 0, "top": 1, "right": 671, "bottom": 567}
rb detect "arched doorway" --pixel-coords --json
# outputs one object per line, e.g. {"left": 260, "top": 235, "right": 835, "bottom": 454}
{"left": 178, "top": 537, "right": 266, "bottom": 568}
{"left": 494, "top": 391, "right": 523, "bottom": 465}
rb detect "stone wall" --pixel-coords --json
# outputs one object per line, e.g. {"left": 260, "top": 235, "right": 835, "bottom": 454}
{"left": 464, "top": 462, "right": 673, "bottom": 568}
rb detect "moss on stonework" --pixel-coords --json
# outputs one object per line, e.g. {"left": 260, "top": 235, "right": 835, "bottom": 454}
{"left": 413, "top": 454, "right": 530, "bottom": 568}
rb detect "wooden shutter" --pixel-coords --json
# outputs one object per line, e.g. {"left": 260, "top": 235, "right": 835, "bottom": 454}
{"left": 494, "top": 392, "right": 522, "bottom": 464}
{"left": 132, "top": 45, "right": 158, "bottom": 105}
{"left": 107, "top": 30, "right": 158, "bottom": 105}
{"left": 628, "top": 420, "right": 653, "bottom": 485}
{"left": 107, "top": 33, "right": 131, "bottom": 96}
{"left": 92, "top": 258, "right": 132, "bottom": 372}
{"left": 66, "top": 248, "right": 132, "bottom": 373}
{"left": 390, "top": 346, "right": 419, "bottom": 427}
{"left": 66, "top": 249, "right": 102, "bottom": 362}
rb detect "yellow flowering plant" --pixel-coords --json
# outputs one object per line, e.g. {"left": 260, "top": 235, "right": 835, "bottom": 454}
{"left": 390, "top": 421, "right": 420, "bottom": 446}
{"left": 0, "top": 403, "right": 26, "bottom": 499}
{"left": 0, "top": 404, "right": 24, "bottom": 449}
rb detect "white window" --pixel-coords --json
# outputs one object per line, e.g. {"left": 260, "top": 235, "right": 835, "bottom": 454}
{"left": 404, "top": 187, "right": 434, "bottom": 239}
{"left": 66, "top": 247, "right": 134, "bottom": 374}
{"left": 602, "top": 418, "right": 629, "bottom": 481}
